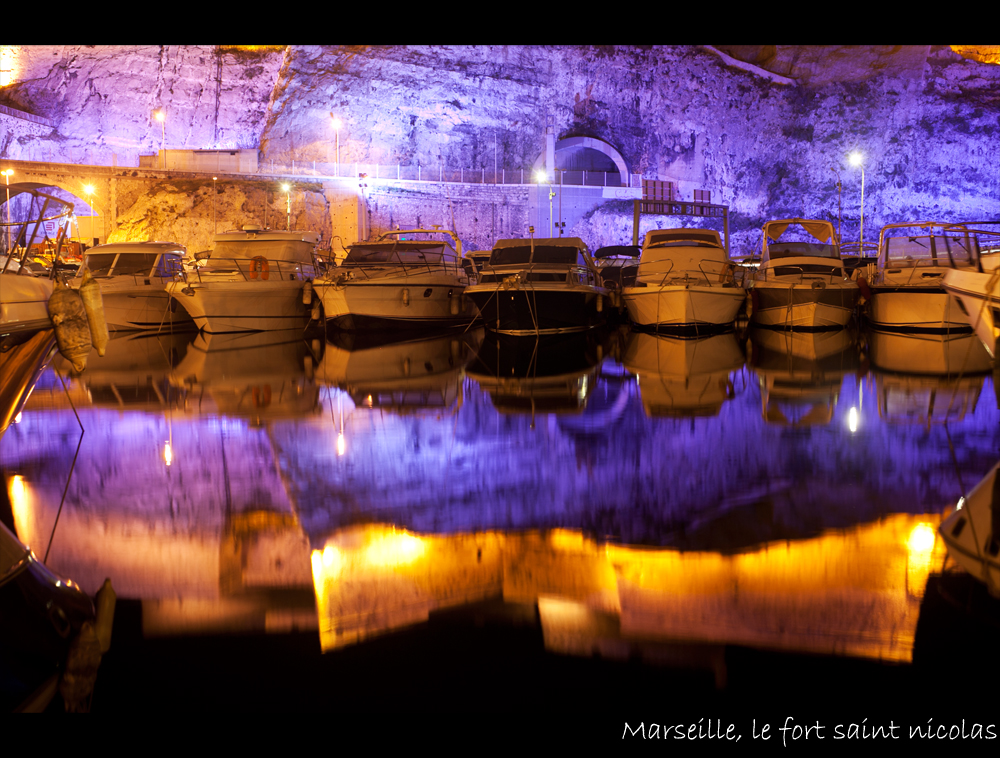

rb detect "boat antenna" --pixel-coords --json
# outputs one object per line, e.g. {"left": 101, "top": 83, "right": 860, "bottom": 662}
{"left": 529, "top": 226, "right": 534, "bottom": 255}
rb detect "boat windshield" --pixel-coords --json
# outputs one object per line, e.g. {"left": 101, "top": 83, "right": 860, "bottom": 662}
{"left": 214, "top": 239, "right": 316, "bottom": 263}
{"left": 646, "top": 230, "right": 721, "bottom": 248}
{"left": 490, "top": 246, "right": 582, "bottom": 266}
{"left": 85, "top": 252, "right": 159, "bottom": 276}
{"left": 768, "top": 242, "right": 840, "bottom": 260}
{"left": 884, "top": 234, "right": 977, "bottom": 267}
{"left": 344, "top": 244, "right": 447, "bottom": 266}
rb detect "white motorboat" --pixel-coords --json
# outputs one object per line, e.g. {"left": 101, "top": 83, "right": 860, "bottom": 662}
{"left": 749, "top": 218, "right": 859, "bottom": 330}
{"left": 862, "top": 222, "right": 993, "bottom": 332}
{"left": 622, "top": 229, "right": 744, "bottom": 332}
{"left": 464, "top": 237, "right": 610, "bottom": 334}
{"left": 940, "top": 228, "right": 1000, "bottom": 356}
{"left": 316, "top": 229, "right": 477, "bottom": 331}
{"left": 167, "top": 225, "right": 320, "bottom": 334}
{"left": 0, "top": 273, "right": 53, "bottom": 334}
{"left": 70, "top": 241, "right": 193, "bottom": 331}
{"left": 939, "top": 461, "right": 1000, "bottom": 597}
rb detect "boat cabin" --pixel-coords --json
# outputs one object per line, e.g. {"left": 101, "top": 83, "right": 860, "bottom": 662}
{"left": 878, "top": 222, "right": 980, "bottom": 271}
{"left": 342, "top": 240, "right": 459, "bottom": 269}
{"left": 479, "top": 237, "right": 599, "bottom": 285}
{"left": 760, "top": 219, "right": 845, "bottom": 277}
{"left": 636, "top": 228, "right": 729, "bottom": 284}
{"left": 78, "top": 241, "right": 186, "bottom": 280}
{"left": 210, "top": 227, "right": 319, "bottom": 265}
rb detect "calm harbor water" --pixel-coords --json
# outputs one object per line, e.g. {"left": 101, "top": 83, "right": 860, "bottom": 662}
{"left": 3, "top": 322, "right": 1000, "bottom": 715}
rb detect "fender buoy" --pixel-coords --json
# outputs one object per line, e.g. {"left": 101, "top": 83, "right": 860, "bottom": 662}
{"left": 250, "top": 256, "right": 270, "bottom": 281}
{"left": 857, "top": 277, "right": 872, "bottom": 301}
{"left": 252, "top": 385, "right": 272, "bottom": 407}
{"left": 47, "top": 280, "right": 92, "bottom": 373}
{"left": 78, "top": 269, "right": 109, "bottom": 357}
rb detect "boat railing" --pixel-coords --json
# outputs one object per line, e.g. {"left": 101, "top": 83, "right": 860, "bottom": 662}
{"left": 181, "top": 257, "right": 318, "bottom": 284}
{"left": 333, "top": 251, "right": 467, "bottom": 282}
{"left": 635, "top": 258, "right": 738, "bottom": 288}
{"left": 476, "top": 261, "right": 599, "bottom": 288}
{"left": 752, "top": 263, "right": 848, "bottom": 284}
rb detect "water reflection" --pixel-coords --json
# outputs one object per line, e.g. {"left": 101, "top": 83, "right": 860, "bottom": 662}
{"left": 2, "top": 322, "right": 1000, "bottom": 673}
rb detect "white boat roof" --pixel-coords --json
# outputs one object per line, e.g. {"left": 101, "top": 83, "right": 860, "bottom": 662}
{"left": 211, "top": 226, "right": 319, "bottom": 263}
{"left": 493, "top": 237, "right": 587, "bottom": 251}
{"left": 643, "top": 229, "right": 722, "bottom": 248}
{"left": 86, "top": 241, "right": 187, "bottom": 256}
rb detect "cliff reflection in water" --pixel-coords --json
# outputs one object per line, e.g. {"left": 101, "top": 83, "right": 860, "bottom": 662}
{"left": 0, "top": 324, "right": 998, "bottom": 663}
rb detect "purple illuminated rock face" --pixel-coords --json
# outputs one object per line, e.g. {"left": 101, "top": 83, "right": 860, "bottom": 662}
{"left": 1, "top": 45, "right": 998, "bottom": 253}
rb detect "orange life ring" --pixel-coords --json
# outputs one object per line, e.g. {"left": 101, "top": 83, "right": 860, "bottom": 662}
{"left": 250, "top": 256, "right": 270, "bottom": 281}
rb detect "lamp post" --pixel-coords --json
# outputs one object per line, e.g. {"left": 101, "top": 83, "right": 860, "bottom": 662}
{"left": 155, "top": 110, "right": 165, "bottom": 169}
{"left": 2, "top": 169, "right": 12, "bottom": 254}
{"left": 848, "top": 151, "right": 865, "bottom": 254}
{"left": 282, "top": 183, "right": 291, "bottom": 231}
{"left": 830, "top": 167, "right": 842, "bottom": 245}
{"left": 331, "top": 115, "right": 342, "bottom": 178}
{"left": 213, "top": 177, "right": 218, "bottom": 234}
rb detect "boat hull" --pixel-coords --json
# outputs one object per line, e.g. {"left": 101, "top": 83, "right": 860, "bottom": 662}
{"left": 866, "top": 286, "right": 968, "bottom": 332}
{"left": 1, "top": 275, "right": 53, "bottom": 334}
{"left": 167, "top": 279, "right": 310, "bottom": 333}
{"left": 939, "top": 463, "right": 1000, "bottom": 596}
{"left": 317, "top": 275, "right": 477, "bottom": 331}
{"left": 623, "top": 284, "right": 745, "bottom": 331}
{"left": 941, "top": 269, "right": 1000, "bottom": 357}
{"left": 750, "top": 280, "right": 858, "bottom": 329}
{"left": 98, "top": 287, "right": 194, "bottom": 331}
{"left": 465, "top": 284, "right": 608, "bottom": 334}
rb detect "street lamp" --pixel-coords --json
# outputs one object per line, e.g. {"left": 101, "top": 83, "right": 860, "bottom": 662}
{"left": 330, "top": 115, "right": 342, "bottom": 178}
{"left": 2, "top": 169, "right": 12, "bottom": 254}
{"left": 213, "top": 176, "right": 218, "bottom": 234}
{"left": 282, "top": 183, "right": 291, "bottom": 230}
{"left": 830, "top": 167, "right": 842, "bottom": 245}
{"left": 155, "top": 110, "right": 165, "bottom": 169}
{"left": 848, "top": 151, "right": 865, "bottom": 254}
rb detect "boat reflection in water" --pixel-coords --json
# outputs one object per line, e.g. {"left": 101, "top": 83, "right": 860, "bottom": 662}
{"left": 466, "top": 330, "right": 612, "bottom": 418}
{"left": 869, "top": 330, "right": 992, "bottom": 426}
{"left": 310, "top": 516, "right": 945, "bottom": 668}
{"left": 317, "top": 328, "right": 484, "bottom": 416}
{"left": 622, "top": 330, "right": 744, "bottom": 417}
{"left": 749, "top": 327, "right": 859, "bottom": 426}
{"left": 168, "top": 330, "right": 322, "bottom": 423}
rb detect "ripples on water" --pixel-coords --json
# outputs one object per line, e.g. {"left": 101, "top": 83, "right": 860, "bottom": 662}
{"left": 2, "top": 324, "right": 998, "bottom": 672}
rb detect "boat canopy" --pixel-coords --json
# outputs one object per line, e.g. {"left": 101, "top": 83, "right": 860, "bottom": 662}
{"left": 489, "top": 237, "right": 590, "bottom": 267}
{"left": 593, "top": 245, "right": 641, "bottom": 260}
{"left": 212, "top": 230, "right": 319, "bottom": 264}
{"left": 344, "top": 241, "right": 452, "bottom": 266}
{"left": 762, "top": 219, "right": 840, "bottom": 264}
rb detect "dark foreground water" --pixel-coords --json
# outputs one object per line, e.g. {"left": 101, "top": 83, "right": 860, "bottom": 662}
{"left": 3, "top": 323, "right": 1000, "bottom": 725}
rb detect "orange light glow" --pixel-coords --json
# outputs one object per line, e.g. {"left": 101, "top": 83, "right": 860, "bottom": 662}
{"left": 0, "top": 46, "right": 17, "bottom": 87}
{"left": 336, "top": 432, "right": 346, "bottom": 456}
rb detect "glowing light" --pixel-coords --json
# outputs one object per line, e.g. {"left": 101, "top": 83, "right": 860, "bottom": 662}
{"left": 907, "top": 523, "right": 936, "bottom": 554}
{"left": 363, "top": 530, "right": 425, "bottom": 567}
{"left": 848, "top": 407, "right": 859, "bottom": 433}
{"left": 336, "top": 432, "right": 346, "bottom": 457}
{"left": 14, "top": 411, "right": 21, "bottom": 424}
{"left": 956, "top": 496, "right": 966, "bottom": 511}
{"left": 366, "top": 394, "right": 373, "bottom": 408}
{"left": 534, "top": 170, "right": 547, "bottom": 183}
{"left": 154, "top": 110, "right": 165, "bottom": 122}
{"left": 281, "top": 183, "right": 290, "bottom": 192}
{"left": 848, "top": 151, "right": 863, "bottom": 167}
{"left": 163, "top": 441, "right": 173, "bottom": 466}
{"left": 0, "top": 46, "right": 16, "bottom": 88}
{"left": 83, "top": 184, "right": 95, "bottom": 196}
{"left": 331, "top": 116, "right": 342, "bottom": 130}
{"left": 11, "top": 474, "right": 25, "bottom": 503}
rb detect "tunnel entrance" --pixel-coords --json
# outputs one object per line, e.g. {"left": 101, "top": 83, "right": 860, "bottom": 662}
{"left": 532, "top": 136, "right": 628, "bottom": 187}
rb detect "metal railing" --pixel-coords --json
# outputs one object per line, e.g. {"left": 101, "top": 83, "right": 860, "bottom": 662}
{"left": 182, "top": 257, "right": 317, "bottom": 284}
{"left": 329, "top": 251, "right": 467, "bottom": 282}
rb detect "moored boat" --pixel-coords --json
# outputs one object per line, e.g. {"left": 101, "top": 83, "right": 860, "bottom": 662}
{"left": 70, "top": 241, "right": 193, "bottom": 331}
{"left": 464, "top": 236, "right": 610, "bottom": 334}
{"left": 315, "top": 229, "right": 477, "bottom": 331}
{"left": 622, "top": 229, "right": 744, "bottom": 333}
{"left": 749, "top": 218, "right": 859, "bottom": 330}
{"left": 167, "top": 225, "right": 320, "bottom": 334}
{"left": 863, "top": 222, "right": 992, "bottom": 332}
{"left": 939, "top": 461, "right": 1000, "bottom": 597}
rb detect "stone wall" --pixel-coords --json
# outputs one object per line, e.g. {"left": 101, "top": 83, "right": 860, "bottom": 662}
{"left": 2, "top": 45, "right": 999, "bottom": 253}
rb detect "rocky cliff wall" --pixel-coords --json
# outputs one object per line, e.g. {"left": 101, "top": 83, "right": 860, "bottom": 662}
{"left": 1, "top": 45, "right": 998, "bottom": 252}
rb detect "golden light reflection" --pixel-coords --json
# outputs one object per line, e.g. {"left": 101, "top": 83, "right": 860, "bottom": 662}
{"left": 848, "top": 406, "right": 859, "bottom": 432}
{"left": 14, "top": 411, "right": 21, "bottom": 424}
{"left": 310, "top": 515, "right": 946, "bottom": 661}
{"left": 7, "top": 474, "right": 36, "bottom": 553}
{"left": 163, "top": 441, "right": 173, "bottom": 466}
{"left": 336, "top": 432, "right": 346, "bottom": 456}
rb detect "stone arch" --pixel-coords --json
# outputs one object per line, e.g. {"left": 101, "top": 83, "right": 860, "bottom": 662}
{"left": 532, "top": 136, "right": 629, "bottom": 187}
